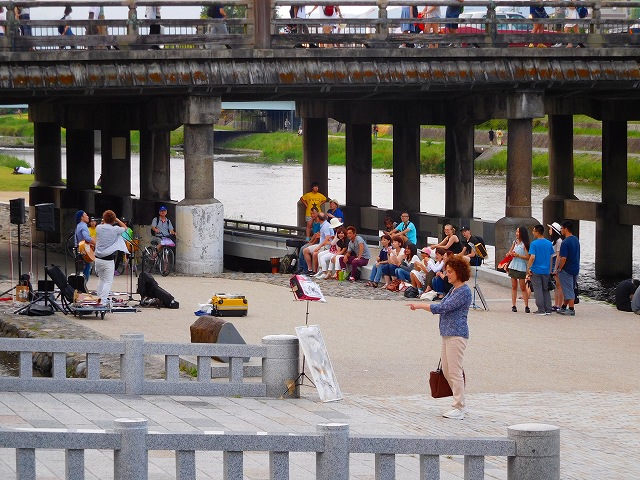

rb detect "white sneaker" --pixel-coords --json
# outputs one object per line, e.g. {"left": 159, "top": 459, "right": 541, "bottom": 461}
{"left": 313, "top": 271, "right": 325, "bottom": 278}
{"left": 443, "top": 409, "right": 464, "bottom": 420}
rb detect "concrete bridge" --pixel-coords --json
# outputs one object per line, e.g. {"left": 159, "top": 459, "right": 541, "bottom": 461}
{"left": 1, "top": 0, "right": 639, "bottom": 276}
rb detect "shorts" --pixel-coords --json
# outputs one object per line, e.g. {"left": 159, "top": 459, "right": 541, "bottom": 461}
{"left": 445, "top": 5, "right": 463, "bottom": 30}
{"left": 508, "top": 268, "right": 527, "bottom": 280}
{"left": 305, "top": 216, "right": 312, "bottom": 222}
{"left": 530, "top": 8, "right": 549, "bottom": 19}
{"left": 558, "top": 270, "right": 577, "bottom": 300}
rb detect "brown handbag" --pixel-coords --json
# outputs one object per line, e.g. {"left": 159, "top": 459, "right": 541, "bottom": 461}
{"left": 429, "top": 359, "right": 465, "bottom": 398}
{"left": 429, "top": 360, "right": 453, "bottom": 398}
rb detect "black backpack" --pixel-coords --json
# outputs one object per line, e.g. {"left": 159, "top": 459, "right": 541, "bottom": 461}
{"left": 404, "top": 286, "right": 419, "bottom": 298}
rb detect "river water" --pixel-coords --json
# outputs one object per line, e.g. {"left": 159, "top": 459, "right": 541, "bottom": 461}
{"left": 4, "top": 147, "right": 640, "bottom": 300}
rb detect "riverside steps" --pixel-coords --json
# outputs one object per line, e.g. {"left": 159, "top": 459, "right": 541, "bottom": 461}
{"left": 1, "top": 0, "right": 640, "bottom": 278}
{"left": 0, "top": 237, "right": 639, "bottom": 478}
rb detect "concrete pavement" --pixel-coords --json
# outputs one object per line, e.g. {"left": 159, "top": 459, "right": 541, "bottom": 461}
{"left": 0, "top": 233, "right": 639, "bottom": 478}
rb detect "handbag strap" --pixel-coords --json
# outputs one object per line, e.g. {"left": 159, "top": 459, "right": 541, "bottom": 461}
{"left": 437, "top": 358, "right": 442, "bottom": 370}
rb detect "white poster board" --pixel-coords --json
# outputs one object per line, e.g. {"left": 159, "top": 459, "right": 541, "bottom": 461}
{"left": 296, "top": 325, "right": 343, "bottom": 402}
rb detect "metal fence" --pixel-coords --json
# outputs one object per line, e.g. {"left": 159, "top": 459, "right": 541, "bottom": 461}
{"left": 0, "top": 333, "right": 300, "bottom": 398}
{"left": 1, "top": 0, "right": 640, "bottom": 51}
{"left": 0, "top": 419, "right": 560, "bottom": 480}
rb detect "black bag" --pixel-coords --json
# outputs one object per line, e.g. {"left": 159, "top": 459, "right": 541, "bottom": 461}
{"left": 280, "top": 253, "right": 298, "bottom": 274}
{"left": 404, "top": 286, "right": 419, "bottom": 298}
{"left": 58, "top": 16, "right": 65, "bottom": 34}
{"left": 548, "top": 277, "right": 556, "bottom": 291}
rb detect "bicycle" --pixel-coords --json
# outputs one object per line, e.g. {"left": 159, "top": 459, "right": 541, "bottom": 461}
{"left": 141, "top": 236, "right": 175, "bottom": 277}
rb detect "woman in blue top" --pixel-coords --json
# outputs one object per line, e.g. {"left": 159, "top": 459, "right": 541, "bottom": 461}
{"left": 406, "top": 255, "right": 472, "bottom": 420}
{"left": 507, "top": 226, "right": 530, "bottom": 313}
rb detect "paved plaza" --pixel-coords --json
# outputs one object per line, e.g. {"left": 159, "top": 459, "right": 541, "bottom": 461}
{"left": 0, "top": 235, "right": 638, "bottom": 478}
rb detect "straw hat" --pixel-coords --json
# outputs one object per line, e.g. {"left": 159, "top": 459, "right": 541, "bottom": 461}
{"left": 329, "top": 218, "right": 343, "bottom": 229}
{"left": 547, "top": 222, "right": 562, "bottom": 235}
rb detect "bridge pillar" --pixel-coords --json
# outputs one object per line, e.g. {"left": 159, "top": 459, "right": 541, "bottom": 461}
{"left": 495, "top": 118, "right": 538, "bottom": 266}
{"left": 96, "top": 131, "right": 132, "bottom": 221}
{"left": 392, "top": 124, "right": 420, "bottom": 213}
{"left": 345, "top": 123, "right": 372, "bottom": 230}
{"left": 300, "top": 117, "right": 329, "bottom": 227}
{"left": 60, "top": 128, "right": 97, "bottom": 236}
{"left": 178, "top": 96, "right": 223, "bottom": 275}
{"left": 139, "top": 130, "right": 171, "bottom": 201}
{"left": 543, "top": 115, "right": 579, "bottom": 237}
{"left": 29, "top": 121, "right": 65, "bottom": 242}
{"left": 444, "top": 123, "right": 475, "bottom": 219}
{"left": 597, "top": 120, "right": 632, "bottom": 277}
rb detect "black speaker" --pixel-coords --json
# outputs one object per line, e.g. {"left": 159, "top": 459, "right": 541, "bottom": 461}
{"left": 9, "top": 198, "right": 26, "bottom": 225}
{"left": 35, "top": 203, "right": 56, "bottom": 232}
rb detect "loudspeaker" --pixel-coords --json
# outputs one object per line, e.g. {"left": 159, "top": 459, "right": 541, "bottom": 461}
{"left": 35, "top": 203, "right": 56, "bottom": 232}
{"left": 9, "top": 198, "right": 26, "bottom": 225}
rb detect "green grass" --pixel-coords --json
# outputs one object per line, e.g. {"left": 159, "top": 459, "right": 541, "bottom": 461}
{"left": 0, "top": 114, "right": 34, "bottom": 137}
{"left": 0, "top": 155, "right": 33, "bottom": 191}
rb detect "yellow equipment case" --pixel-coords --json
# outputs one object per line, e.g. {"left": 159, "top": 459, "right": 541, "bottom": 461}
{"left": 211, "top": 294, "right": 248, "bottom": 316}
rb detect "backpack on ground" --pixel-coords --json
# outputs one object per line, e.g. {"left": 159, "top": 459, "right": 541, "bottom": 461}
{"left": 404, "top": 286, "right": 419, "bottom": 298}
{"left": 323, "top": 6, "right": 335, "bottom": 16}
{"left": 577, "top": 6, "right": 588, "bottom": 18}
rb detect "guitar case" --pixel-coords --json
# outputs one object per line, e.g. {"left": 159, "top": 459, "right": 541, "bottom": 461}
{"left": 68, "top": 274, "right": 87, "bottom": 293}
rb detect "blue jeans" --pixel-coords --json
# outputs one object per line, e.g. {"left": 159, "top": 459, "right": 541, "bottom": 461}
{"left": 432, "top": 276, "right": 445, "bottom": 293}
{"left": 395, "top": 268, "right": 411, "bottom": 282}
{"left": 369, "top": 264, "right": 384, "bottom": 283}
{"left": 83, "top": 261, "right": 92, "bottom": 281}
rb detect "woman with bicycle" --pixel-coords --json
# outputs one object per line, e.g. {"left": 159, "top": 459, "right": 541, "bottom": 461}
{"left": 151, "top": 206, "right": 176, "bottom": 258}
{"left": 94, "top": 210, "right": 128, "bottom": 305}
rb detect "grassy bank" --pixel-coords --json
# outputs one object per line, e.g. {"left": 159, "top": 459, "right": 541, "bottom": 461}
{"left": 221, "top": 132, "right": 640, "bottom": 183}
{"left": 0, "top": 155, "right": 33, "bottom": 191}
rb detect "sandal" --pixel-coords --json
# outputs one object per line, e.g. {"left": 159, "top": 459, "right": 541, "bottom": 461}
{"left": 365, "top": 281, "right": 373, "bottom": 287}
{"left": 371, "top": 282, "right": 378, "bottom": 288}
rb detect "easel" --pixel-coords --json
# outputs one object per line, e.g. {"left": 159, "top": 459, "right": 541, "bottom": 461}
{"left": 470, "top": 243, "right": 488, "bottom": 311}
{"left": 284, "top": 293, "right": 316, "bottom": 396}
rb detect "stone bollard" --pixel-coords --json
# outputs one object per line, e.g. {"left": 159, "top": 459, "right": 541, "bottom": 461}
{"left": 507, "top": 423, "right": 560, "bottom": 480}
{"left": 262, "top": 335, "right": 300, "bottom": 398}
{"left": 121, "top": 333, "right": 145, "bottom": 394}
{"left": 316, "top": 423, "right": 349, "bottom": 480}
{"left": 114, "top": 418, "right": 148, "bottom": 480}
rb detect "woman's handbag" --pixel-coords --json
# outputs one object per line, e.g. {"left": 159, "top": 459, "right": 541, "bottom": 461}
{"left": 429, "top": 359, "right": 466, "bottom": 398}
{"left": 429, "top": 359, "right": 452, "bottom": 398}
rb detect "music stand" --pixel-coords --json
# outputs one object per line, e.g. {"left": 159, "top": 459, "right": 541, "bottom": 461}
{"left": 283, "top": 275, "right": 326, "bottom": 397}
{"left": 470, "top": 242, "right": 488, "bottom": 311}
{"left": 122, "top": 237, "right": 138, "bottom": 302}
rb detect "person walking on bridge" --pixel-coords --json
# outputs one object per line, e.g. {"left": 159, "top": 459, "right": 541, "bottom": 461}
{"left": 146, "top": 5, "right": 161, "bottom": 49}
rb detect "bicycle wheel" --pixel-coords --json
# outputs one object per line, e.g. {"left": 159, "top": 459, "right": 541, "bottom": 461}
{"left": 142, "top": 249, "right": 155, "bottom": 274}
{"left": 159, "top": 248, "right": 174, "bottom": 277}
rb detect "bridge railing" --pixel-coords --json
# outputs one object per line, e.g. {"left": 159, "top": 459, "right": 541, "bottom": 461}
{"left": 0, "top": 333, "right": 300, "bottom": 398}
{"left": 1, "top": 0, "right": 640, "bottom": 51}
{"left": 0, "top": 419, "right": 560, "bottom": 480}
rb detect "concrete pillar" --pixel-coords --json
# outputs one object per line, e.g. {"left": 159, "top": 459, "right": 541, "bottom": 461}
{"left": 392, "top": 124, "right": 420, "bottom": 212}
{"left": 507, "top": 423, "right": 560, "bottom": 480}
{"left": 543, "top": 115, "right": 579, "bottom": 236}
{"left": 97, "top": 130, "right": 132, "bottom": 220}
{"left": 121, "top": 333, "right": 144, "bottom": 395}
{"left": 316, "top": 423, "right": 349, "bottom": 480}
{"left": 32, "top": 122, "right": 64, "bottom": 188}
{"left": 179, "top": 96, "right": 223, "bottom": 275}
{"left": 495, "top": 118, "right": 538, "bottom": 266}
{"left": 597, "top": 120, "right": 632, "bottom": 277}
{"left": 140, "top": 130, "right": 171, "bottom": 200}
{"left": 300, "top": 117, "right": 329, "bottom": 226}
{"left": 262, "top": 335, "right": 300, "bottom": 398}
{"left": 114, "top": 418, "right": 148, "bottom": 480}
{"left": 345, "top": 123, "right": 372, "bottom": 230}
{"left": 65, "top": 129, "right": 95, "bottom": 192}
{"left": 444, "top": 123, "right": 475, "bottom": 218}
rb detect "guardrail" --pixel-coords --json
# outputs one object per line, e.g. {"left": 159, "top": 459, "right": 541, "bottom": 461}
{"left": 0, "top": 333, "right": 300, "bottom": 398}
{"left": 0, "top": 419, "right": 560, "bottom": 479}
{"left": 1, "top": 0, "right": 640, "bottom": 51}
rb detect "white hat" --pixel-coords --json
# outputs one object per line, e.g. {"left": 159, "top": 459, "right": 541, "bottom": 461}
{"left": 329, "top": 218, "right": 343, "bottom": 229}
{"left": 547, "top": 222, "right": 562, "bottom": 235}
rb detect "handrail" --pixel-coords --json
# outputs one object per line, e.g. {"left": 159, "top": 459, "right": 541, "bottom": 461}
{"left": 1, "top": 0, "right": 640, "bottom": 52}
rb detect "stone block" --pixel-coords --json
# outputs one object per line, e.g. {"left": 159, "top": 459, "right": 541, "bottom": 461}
{"left": 190, "top": 316, "right": 248, "bottom": 363}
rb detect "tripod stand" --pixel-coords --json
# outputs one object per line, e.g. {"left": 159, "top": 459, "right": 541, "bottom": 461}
{"left": 287, "top": 299, "right": 316, "bottom": 391}
{"left": 0, "top": 222, "right": 24, "bottom": 300}
{"left": 15, "top": 230, "right": 64, "bottom": 315}
{"left": 470, "top": 261, "right": 488, "bottom": 310}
